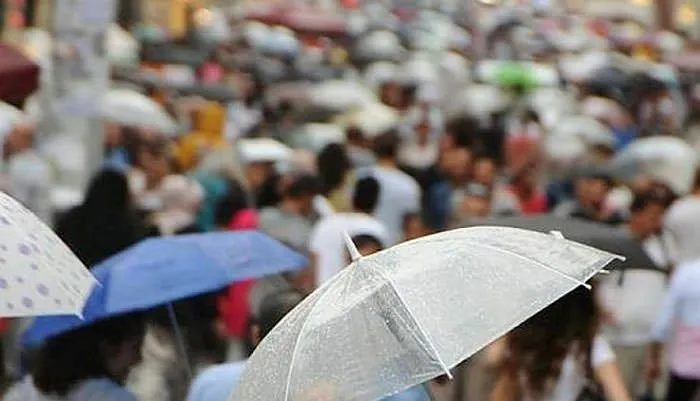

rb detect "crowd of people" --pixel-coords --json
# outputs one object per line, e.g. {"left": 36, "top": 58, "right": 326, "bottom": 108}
{"left": 1, "top": 5, "right": 700, "bottom": 401}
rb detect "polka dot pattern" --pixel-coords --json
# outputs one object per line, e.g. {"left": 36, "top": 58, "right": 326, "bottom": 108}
{"left": 0, "top": 192, "right": 97, "bottom": 317}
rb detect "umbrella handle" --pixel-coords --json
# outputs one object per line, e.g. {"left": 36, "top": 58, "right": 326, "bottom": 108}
{"left": 167, "top": 303, "right": 194, "bottom": 378}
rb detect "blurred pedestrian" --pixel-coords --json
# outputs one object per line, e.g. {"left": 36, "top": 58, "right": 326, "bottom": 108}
{"left": 317, "top": 143, "right": 353, "bottom": 213}
{"left": 490, "top": 287, "right": 630, "bottom": 401}
{"left": 665, "top": 170, "right": 700, "bottom": 265}
{"left": 150, "top": 175, "right": 204, "bottom": 236}
{"left": 259, "top": 174, "right": 320, "bottom": 251}
{"left": 175, "top": 102, "right": 228, "bottom": 171}
{"left": 364, "top": 131, "right": 421, "bottom": 245}
{"left": 645, "top": 258, "right": 700, "bottom": 401}
{"left": 56, "top": 169, "right": 147, "bottom": 267}
{"left": 345, "top": 126, "right": 376, "bottom": 169}
{"left": 309, "top": 176, "right": 388, "bottom": 286}
{"left": 186, "top": 290, "right": 305, "bottom": 401}
{"left": 554, "top": 167, "right": 623, "bottom": 225}
{"left": 507, "top": 160, "right": 548, "bottom": 215}
{"left": 5, "top": 313, "right": 145, "bottom": 401}
{"left": 2, "top": 122, "right": 52, "bottom": 223}
{"left": 598, "top": 191, "right": 672, "bottom": 395}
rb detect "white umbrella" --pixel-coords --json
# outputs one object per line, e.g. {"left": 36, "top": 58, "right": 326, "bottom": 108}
{"left": 333, "top": 102, "right": 399, "bottom": 138}
{"left": 106, "top": 24, "right": 140, "bottom": 66}
{"left": 447, "top": 85, "right": 512, "bottom": 119}
{"left": 0, "top": 192, "right": 96, "bottom": 316}
{"left": 238, "top": 138, "right": 293, "bottom": 164}
{"left": 553, "top": 115, "right": 616, "bottom": 148}
{"left": 99, "top": 89, "right": 178, "bottom": 135}
{"left": 229, "top": 226, "right": 620, "bottom": 401}
{"left": 354, "top": 30, "right": 405, "bottom": 62}
{"left": 309, "top": 80, "right": 377, "bottom": 112}
{"left": 615, "top": 137, "right": 699, "bottom": 194}
{"left": 292, "top": 123, "right": 345, "bottom": 153}
{"left": 363, "top": 62, "right": 399, "bottom": 89}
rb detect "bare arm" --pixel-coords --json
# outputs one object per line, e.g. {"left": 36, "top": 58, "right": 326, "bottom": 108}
{"left": 595, "top": 360, "right": 632, "bottom": 401}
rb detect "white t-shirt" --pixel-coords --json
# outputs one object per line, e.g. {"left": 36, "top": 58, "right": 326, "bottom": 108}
{"left": 526, "top": 335, "right": 616, "bottom": 401}
{"left": 665, "top": 196, "right": 700, "bottom": 265}
{"left": 364, "top": 166, "right": 421, "bottom": 245}
{"left": 308, "top": 213, "right": 389, "bottom": 286}
{"left": 598, "top": 235, "right": 670, "bottom": 346}
{"left": 4, "top": 377, "right": 137, "bottom": 401}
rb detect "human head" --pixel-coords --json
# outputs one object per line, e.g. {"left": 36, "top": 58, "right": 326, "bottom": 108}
{"left": 473, "top": 154, "right": 498, "bottom": 187}
{"left": 460, "top": 183, "right": 491, "bottom": 219}
{"left": 372, "top": 130, "right": 400, "bottom": 161}
{"left": 250, "top": 290, "right": 305, "bottom": 347}
{"left": 83, "top": 169, "right": 131, "bottom": 212}
{"left": 214, "top": 180, "right": 251, "bottom": 229}
{"left": 317, "top": 143, "right": 351, "bottom": 196}
{"left": 441, "top": 117, "right": 477, "bottom": 154}
{"left": 350, "top": 234, "right": 384, "bottom": 259}
{"left": 628, "top": 190, "right": 668, "bottom": 239}
{"left": 511, "top": 159, "right": 541, "bottom": 191}
{"left": 573, "top": 167, "right": 615, "bottom": 211}
{"left": 159, "top": 175, "right": 205, "bottom": 213}
{"left": 345, "top": 126, "right": 367, "bottom": 147}
{"left": 441, "top": 146, "right": 474, "bottom": 185}
{"left": 496, "top": 287, "right": 599, "bottom": 400}
{"left": 134, "top": 138, "right": 172, "bottom": 187}
{"left": 352, "top": 176, "right": 381, "bottom": 215}
{"left": 403, "top": 213, "right": 429, "bottom": 241}
{"left": 281, "top": 174, "right": 321, "bottom": 217}
{"left": 32, "top": 313, "right": 146, "bottom": 396}
{"left": 4, "top": 122, "right": 35, "bottom": 157}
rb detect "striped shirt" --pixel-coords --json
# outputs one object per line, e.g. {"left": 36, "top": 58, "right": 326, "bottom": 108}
{"left": 651, "top": 260, "right": 700, "bottom": 378}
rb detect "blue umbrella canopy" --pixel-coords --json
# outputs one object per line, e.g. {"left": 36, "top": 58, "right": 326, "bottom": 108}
{"left": 23, "top": 231, "right": 308, "bottom": 346}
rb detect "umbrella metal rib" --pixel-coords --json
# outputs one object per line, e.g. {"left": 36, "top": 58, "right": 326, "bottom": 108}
{"left": 365, "top": 263, "right": 453, "bottom": 379}
{"left": 453, "top": 235, "right": 600, "bottom": 290}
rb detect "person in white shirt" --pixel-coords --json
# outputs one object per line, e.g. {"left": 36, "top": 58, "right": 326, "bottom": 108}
{"left": 490, "top": 286, "right": 630, "bottom": 401}
{"left": 646, "top": 259, "right": 700, "bottom": 401}
{"left": 308, "top": 176, "right": 389, "bottom": 286}
{"left": 598, "top": 191, "right": 672, "bottom": 395}
{"left": 665, "top": 172, "right": 700, "bottom": 265}
{"left": 364, "top": 130, "right": 421, "bottom": 245}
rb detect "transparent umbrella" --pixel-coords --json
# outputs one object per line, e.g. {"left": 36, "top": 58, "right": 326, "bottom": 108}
{"left": 229, "top": 227, "right": 620, "bottom": 401}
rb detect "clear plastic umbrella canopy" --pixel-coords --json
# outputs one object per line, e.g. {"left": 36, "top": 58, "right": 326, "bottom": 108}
{"left": 230, "top": 227, "right": 620, "bottom": 401}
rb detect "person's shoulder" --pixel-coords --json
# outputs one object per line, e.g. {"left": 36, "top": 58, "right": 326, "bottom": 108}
{"left": 187, "top": 362, "right": 247, "bottom": 401}
{"left": 73, "top": 378, "right": 138, "bottom": 401}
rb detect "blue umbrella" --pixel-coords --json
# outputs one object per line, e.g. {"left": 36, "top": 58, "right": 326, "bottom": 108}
{"left": 23, "top": 230, "right": 308, "bottom": 346}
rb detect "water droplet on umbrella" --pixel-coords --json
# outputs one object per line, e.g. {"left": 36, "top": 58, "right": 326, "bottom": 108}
{"left": 6, "top": 303, "right": 13, "bottom": 310}
{"left": 54, "top": 298, "right": 62, "bottom": 305}
{"left": 0, "top": 217, "right": 9, "bottom": 225}
{"left": 30, "top": 264, "right": 38, "bottom": 270}
{"left": 0, "top": 279, "right": 8, "bottom": 289}
{"left": 15, "top": 277, "right": 23, "bottom": 284}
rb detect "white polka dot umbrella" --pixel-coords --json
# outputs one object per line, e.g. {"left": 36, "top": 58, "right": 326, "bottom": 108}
{"left": 0, "top": 192, "right": 96, "bottom": 317}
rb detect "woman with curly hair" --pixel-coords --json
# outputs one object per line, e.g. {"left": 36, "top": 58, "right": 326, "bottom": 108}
{"left": 490, "top": 287, "right": 631, "bottom": 401}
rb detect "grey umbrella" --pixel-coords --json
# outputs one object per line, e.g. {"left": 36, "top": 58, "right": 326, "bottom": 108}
{"left": 461, "top": 214, "right": 658, "bottom": 273}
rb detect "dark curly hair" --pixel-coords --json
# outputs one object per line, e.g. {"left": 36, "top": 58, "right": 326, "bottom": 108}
{"left": 495, "top": 286, "right": 600, "bottom": 401}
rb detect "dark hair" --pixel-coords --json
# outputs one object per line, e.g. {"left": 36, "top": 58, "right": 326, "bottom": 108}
{"left": 351, "top": 234, "right": 384, "bottom": 252}
{"left": 83, "top": 169, "right": 131, "bottom": 212}
{"left": 214, "top": 180, "right": 250, "bottom": 227}
{"left": 373, "top": 130, "right": 400, "bottom": 159}
{"left": 317, "top": 144, "right": 351, "bottom": 196}
{"left": 629, "top": 189, "right": 669, "bottom": 213}
{"left": 352, "top": 176, "right": 381, "bottom": 214}
{"left": 498, "top": 287, "right": 599, "bottom": 400}
{"left": 148, "top": 291, "right": 227, "bottom": 365}
{"left": 257, "top": 290, "right": 304, "bottom": 338}
{"left": 346, "top": 126, "right": 365, "bottom": 143}
{"left": 445, "top": 117, "right": 478, "bottom": 149}
{"left": 33, "top": 313, "right": 146, "bottom": 396}
{"left": 284, "top": 174, "right": 321, "bottom": 199}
